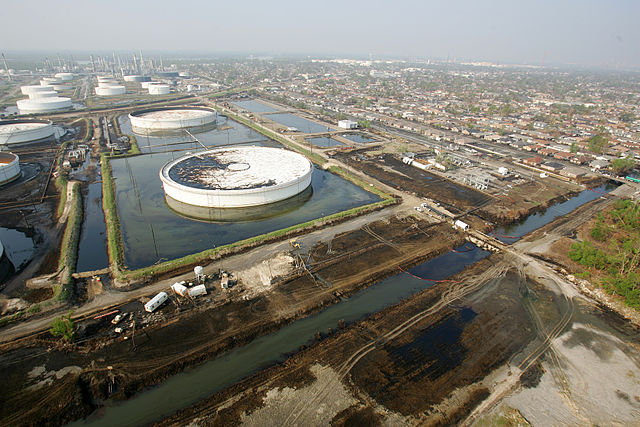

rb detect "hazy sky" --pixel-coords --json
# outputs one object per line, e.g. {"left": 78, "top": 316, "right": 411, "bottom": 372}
{"left": 2, "top": 0, "right": 639, "bottom": 68}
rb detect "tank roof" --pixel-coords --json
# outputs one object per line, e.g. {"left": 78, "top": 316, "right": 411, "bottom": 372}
{"left": 164, "top": 146, "right": 312, "bottom": 191}
{"left": 0, "top": 122, "right": 51, "bottom": 132}
{"left": 136, "top": 109, "right": 212, "bottom": 121}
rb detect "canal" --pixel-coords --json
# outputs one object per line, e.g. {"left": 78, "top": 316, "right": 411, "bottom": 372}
{"left": 73, "top": 243, "right": 490, "bottom": 426}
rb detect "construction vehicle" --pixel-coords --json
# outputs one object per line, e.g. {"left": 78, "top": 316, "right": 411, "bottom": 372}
{"left": 289, "top": 239, "right": 301, "bottom": 249}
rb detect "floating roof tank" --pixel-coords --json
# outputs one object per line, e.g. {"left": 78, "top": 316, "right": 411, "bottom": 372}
{"left": 21, "top": 85, "right": 54, "bottom": 95}
{"left": 159, "top": 146, "right": 313, "bottom": 208}
{"left": 0, "top": 119, "right": 54, "bottom": 145}
{"left": 95, "top": 85, "right": 126, "bottom": 96}
{"left": 128, "top": 106, "right": 217, "bottom": 133}
{"left": 55, "top": 72, "right": 74, "bottom": 81}
{"left": 28, "top": 90, "right": 58, "bottom": 99}
{"left": 148, "top": 84, "right": 170, "bottom": 95}
{"left": 16, "top": 97, "right": 72, "bottom": 114}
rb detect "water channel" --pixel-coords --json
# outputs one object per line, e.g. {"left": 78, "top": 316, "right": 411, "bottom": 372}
{"left": 232, "top": 99, "right": 280, "bottom": 113}
{"left": 266, "top": 113, "right": 331, "bottom": 134}
{"left": 74, "top": 243, "right": 490, "bottom": 426}
{"left": 491, "top": 182, "right": 617, "bottom": 244}
{"left": 76, "top": 182, "right": 109, "bottom": 272}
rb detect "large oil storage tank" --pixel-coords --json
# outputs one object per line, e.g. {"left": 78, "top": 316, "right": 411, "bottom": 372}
{"left": 28, "top": 90, "right": 58, "bottom": 99}
{"left": 0, "top": 152, "right": 21, "bottom": 185}
{"left": 51, "top": 82, "right": 72, "bottom": 91}
{"left": 0, "top": 119, "right": 54, "bottom": 145}
{"left": 124, "top": 75, "right": 150, "bottom": 82}
{"left": 21, "top": 85, "right": 55, "bottom": 96}
{"left": 95, "top": 85, "right": 126, "bottom": 96}
{"left": 40, "top": 78, "right": 62, "bottom": 86}
{"left": 148, "top": 84, "right": 170, "bottom": 95}
{"left": 55, "top": 72, "right": 74, "bottom": 81}
{"left": 16, "top": 97, "right": 73, "bottom": 114}
{"left": 128, "top": 106, "right": 217, "bottom": 133}
{"left": 155, "top": 71, "right": 179, "bottom": 78}
{"left": 159, "top": 146, "right": 313, "bottom": 208}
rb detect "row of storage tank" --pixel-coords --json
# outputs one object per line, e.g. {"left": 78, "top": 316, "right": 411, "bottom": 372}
{"left": 17, "top": 73, "right": 76, "bottom": 114}
{"left": 95, "top": 75, "right": 170, "bottom": 96}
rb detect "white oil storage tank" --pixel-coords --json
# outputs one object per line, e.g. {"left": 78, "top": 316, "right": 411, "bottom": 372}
{"left": 0, "top": 119, "right": 55, "bottom": 145}
{"left": 0, "top": 153, "right": 21, "bottom": 185}
{"left": 16, "top": 97, "right": 72, "bottom": 114}
{"left": 129, "top": 107, "right": 217, "bottom": 133}
{"left": 159, "top": 146, "right": 313, "bottom": 208}
{"left": 51, "top": 82, "right": 72, "bottom": 91}
{"left": 28, "top": 90, "right": 58, "bottom": 99}
{"left": 148, "top": 84, "right": 170, "bottom": 95}
{"left": 95, "top": 85, "right": 126, "bottom": 96}
{"left": 40, "top": 78, "right": 61, "bottom": 86}
{"left": 55, "top": 72, "right": 74, "bottom": 81}
{"left": 21, "top": 85, "right": 55, "bottom": 96}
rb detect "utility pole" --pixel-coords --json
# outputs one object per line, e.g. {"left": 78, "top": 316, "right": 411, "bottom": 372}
{"left": 1, "top": 53, "right": 11, "bottom": 81}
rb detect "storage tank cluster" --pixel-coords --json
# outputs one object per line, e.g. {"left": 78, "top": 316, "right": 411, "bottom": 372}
{"left": 159, "top": 146, "right": 313, "bottom": 209}
{"left": 0, "top": 119, "right": 55, "bottom": 145}
{"left": 17, "top": 85, "right": 72, "bottom": 114}
{"left": 128, "top": 107, "right": 217, "bottom": 133}
{"left": 0, "top": 152, "right": 21, "bottom": 185}
{"left": 95, "top": 76, "right": 126, "bottom": 96}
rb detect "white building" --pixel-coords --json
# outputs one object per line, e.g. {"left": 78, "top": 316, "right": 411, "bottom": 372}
{"left": 338, "top": 120, "right": 358, "bottom": 129}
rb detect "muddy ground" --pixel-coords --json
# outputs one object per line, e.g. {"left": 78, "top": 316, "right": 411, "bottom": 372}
{"left": 333, "top": 150, "right": 491, "bottom": 214}
{"left": 0, "top": 216, "right": 465, "bottom": 426}
{"left": 155, "top": 255, "right": 558, "bottom": 426}
{"left": 332, "top": 149, "right": 587, "bottom": 227}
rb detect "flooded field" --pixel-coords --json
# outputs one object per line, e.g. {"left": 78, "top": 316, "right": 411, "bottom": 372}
{"left": 0, "top": 227, "right": 35, "bottom": 273}
{"left": 266, "top": 113, "right": 330, "bottom": 134}
{"left": 232, "top": 99, "right": 280, "bottom": 113}
{"left": 341, "top": 133, "right": 375, "bottom": 143}
{"left": 306, "top": 136, "right": 344, "bottom": 147}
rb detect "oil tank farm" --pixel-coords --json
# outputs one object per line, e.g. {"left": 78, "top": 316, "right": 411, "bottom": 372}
{"left": 159, "top": 146, "right": 313, "bottom": 208}
{"left": 148, "top": 84, "right": 170, "bottom": 95}
{"left": 0, "top": 119, "right": 54, "bottom": 145}
{"left": 16, "top": 97, "right": 72, "bottom": 114}
{"left": 128, "top": 106, "right": 217, "bottom": 133}
{"left": 0, "top": 152, "right": 21, "bottom": 185}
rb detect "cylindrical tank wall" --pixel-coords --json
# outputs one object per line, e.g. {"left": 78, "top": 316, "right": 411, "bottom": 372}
{"left": 0, "top": 153, "right": 21, "bottom": 185}
{"left": 0, "top": 120, "right": 54, "bottom": 145}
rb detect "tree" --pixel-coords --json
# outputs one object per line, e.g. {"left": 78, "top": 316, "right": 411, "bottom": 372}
{"left": 588, "top": 134, "right": 608, "bottom": 154}
{"left": 619, "top": 112, "right": 635, "bottom": 123}
{"left": 610, "top": 156, "right": 636, "bottom": 176}
{"left": 50, "top": 311, "right": 75, "bottom": 341}
{"left": 570, "top": 142, "right": 578, "bottom": 153}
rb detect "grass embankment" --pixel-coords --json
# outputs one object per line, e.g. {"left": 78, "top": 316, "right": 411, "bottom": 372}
{"left": 100, "top": 153, "right": 124, "bottom": 273}
{"left": 55, "top": 183, "right": 82, "bottom": 301}
{"left": 569, "top": 199, "right": 640, "bottom": 308}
